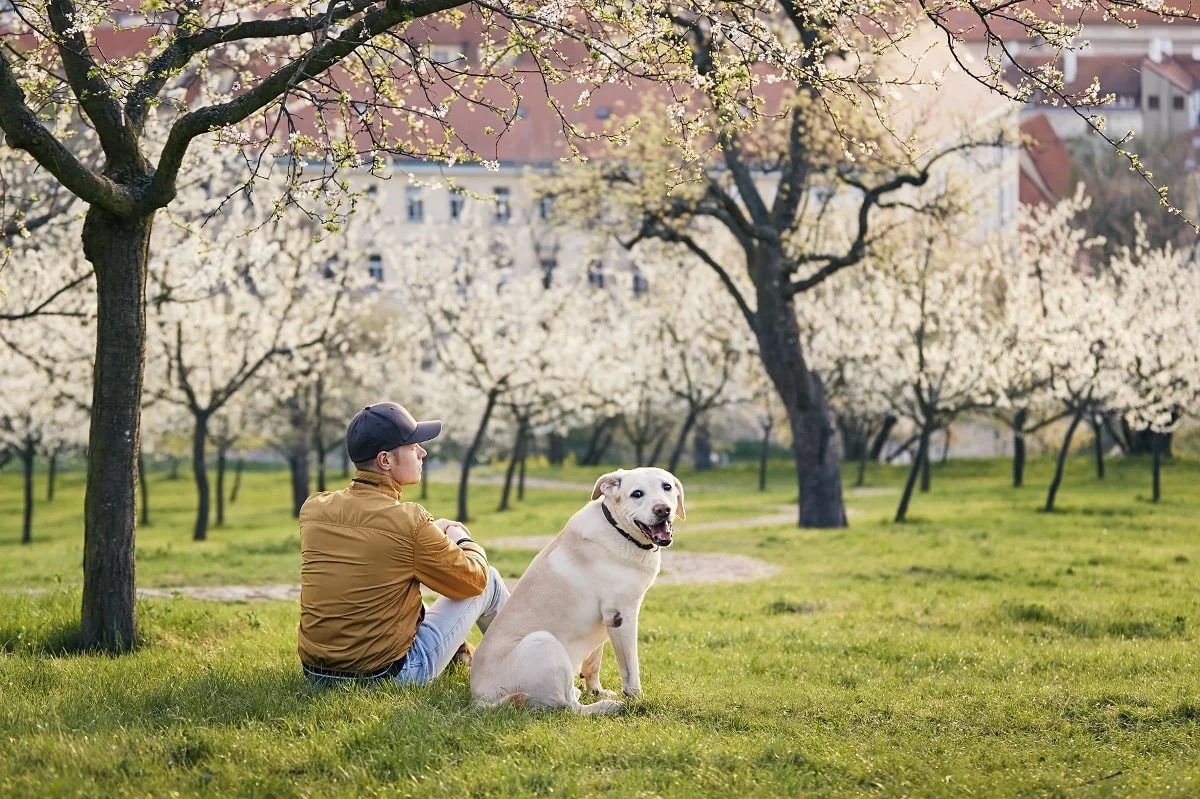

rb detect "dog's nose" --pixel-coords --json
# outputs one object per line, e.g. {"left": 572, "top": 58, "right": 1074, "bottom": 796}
{"left": 652, "top": 503, "right": 671, "bottom": 518}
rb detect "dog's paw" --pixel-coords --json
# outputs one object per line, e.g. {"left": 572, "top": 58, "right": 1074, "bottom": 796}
{"left": 622, "top": 687, "right": 644, "bottom": 699}
{"left": 450, "top": 641, "right": 474, "bottom": 668}
{"left": 590, "top": 688, "right": 619, "bottom": 699}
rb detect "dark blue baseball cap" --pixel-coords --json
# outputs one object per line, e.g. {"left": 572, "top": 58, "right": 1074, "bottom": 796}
{"left": 346, "top": 402, "right": 441, "bottom": 463}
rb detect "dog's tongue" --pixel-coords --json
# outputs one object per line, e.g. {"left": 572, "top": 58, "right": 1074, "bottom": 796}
{"left": 648, "top": 522, "right": 673, "bottom": 546}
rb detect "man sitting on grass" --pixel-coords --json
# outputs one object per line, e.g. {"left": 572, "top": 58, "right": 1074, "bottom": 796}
{"left": 298, "top": 402, "right": 508, "bottom": 686}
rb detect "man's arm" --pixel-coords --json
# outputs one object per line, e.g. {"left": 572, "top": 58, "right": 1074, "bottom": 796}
{"left": 413, "top": 517, "right": 489, "bottom": 599}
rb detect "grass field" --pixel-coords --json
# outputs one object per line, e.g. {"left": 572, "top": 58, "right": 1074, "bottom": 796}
{"left": 1, "top": 455, "right": 1198, "bottom": 797}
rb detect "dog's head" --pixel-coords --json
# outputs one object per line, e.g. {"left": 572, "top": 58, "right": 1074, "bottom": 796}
{"left": 591, "top": 467, "right": 685, "bottom": 547}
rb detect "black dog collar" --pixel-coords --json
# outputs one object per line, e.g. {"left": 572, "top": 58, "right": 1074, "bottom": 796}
{"left": 600, "top": 502, "right": 656, "bottom": 551}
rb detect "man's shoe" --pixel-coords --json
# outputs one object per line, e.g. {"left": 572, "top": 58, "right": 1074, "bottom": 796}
{"left": 451, "top": 641, "right": 474, "bottom": 668}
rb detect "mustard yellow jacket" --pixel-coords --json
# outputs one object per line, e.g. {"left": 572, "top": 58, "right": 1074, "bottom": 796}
{"left": 298, "top": 470, "right": 489, "bottom": 673}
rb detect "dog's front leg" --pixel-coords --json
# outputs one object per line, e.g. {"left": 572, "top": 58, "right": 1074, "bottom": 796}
{"left": 580, "top": 644, "right": 617, "bottom": 697}
{"left": 604, "top": 607, "right": 642, "bottom": 698}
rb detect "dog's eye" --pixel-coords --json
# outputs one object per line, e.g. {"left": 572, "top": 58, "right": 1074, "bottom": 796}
{"left": 630, "top": 490, "right": 645, "bottom": 499}
{"left": 663, "top": 483, "right": 673, "bottom": 491}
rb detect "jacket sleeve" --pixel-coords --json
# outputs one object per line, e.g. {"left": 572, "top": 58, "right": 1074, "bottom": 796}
{"left": 413, "top": 515, "right": 490, "bottom": 599}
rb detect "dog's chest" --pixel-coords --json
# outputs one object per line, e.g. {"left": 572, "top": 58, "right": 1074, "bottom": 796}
{"left": 546, "top": 545, "right": 658, "bottom": 600}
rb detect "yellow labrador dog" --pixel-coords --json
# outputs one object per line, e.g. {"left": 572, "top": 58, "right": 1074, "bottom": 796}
{"left": 471, "top": 467, "right": 685, "bottom": 714}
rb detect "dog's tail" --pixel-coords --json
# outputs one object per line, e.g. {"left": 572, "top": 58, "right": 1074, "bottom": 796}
{"left": 475, "top": 692, "right": 528, "bottom": 710}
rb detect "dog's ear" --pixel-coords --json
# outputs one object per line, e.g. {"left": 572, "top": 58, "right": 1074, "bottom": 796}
{"left": 670, "top": 473, "right": 686, "bottom": 520}
{"left": 591, "top": 470, "right": 623, "bottom": 500}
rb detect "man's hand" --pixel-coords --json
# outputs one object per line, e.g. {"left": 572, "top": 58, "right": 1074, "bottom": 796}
{"left": 434, "top": 518, "right": 472, "bottom": 543}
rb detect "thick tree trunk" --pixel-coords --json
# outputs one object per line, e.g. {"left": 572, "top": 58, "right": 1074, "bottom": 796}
{"left": 1044, "top": 411, "right": 1084, "bottom": 513}
{"left": 1012, "top": 408, "right": 1028, "bottom": 488}
{"left": 691, "top": 421, "right": 713, "bottom": 472}
{"left": 138, "top": 452, "right": 151, "bottom": 526}
{"left": 498, "top": 420, "right": 526, "bottom": 512}
{"left": 759, "top": 422, "right": 773, "bottom": 492}
{"left": 869, "top": 414, "right": 897, "bottom": 461}
{"left": 1152, "top": 432, "right": 1163, "bottom": 503}
{"left": 47, "top": 452, "right": 57, "bottom": 502}
{"left": 837, "top": 416, "right": 870, "bottom": 462}
{"left": 191, "top": 412, "right": 210, "bottom": 541}
{"left": 215, "top": 442, "right": 227, "bottom": 527}
{"left": 756, "top": 292, "right": 846, "bottom": 527}
{"left": 1091, "top": 418, "right": 1105, "bottom": 480}
{"left": 667, "top": 408, "right": 700, "bottom": 474}
{"left": 229, "top": 457, "right": 244, "bottom": 505}
{"left": 458, "top": 388, "right": 500, "bottom": 522}
{"left": 81, "top": 209, "right": 153, "bottom": 653}
{"left": 21, "top": 441, "right": 34, "bottom": 545}
{"left": 895, "top": 421, "right": 933, "bottom": 523}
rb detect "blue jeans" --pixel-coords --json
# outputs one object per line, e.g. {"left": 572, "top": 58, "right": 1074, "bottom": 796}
{"left": 395, "top": 566, "right": 509, "bottom": 685}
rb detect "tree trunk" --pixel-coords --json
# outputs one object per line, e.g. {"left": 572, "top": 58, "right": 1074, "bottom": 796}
{"left": 1044, "top": 411, "right": 1084, "bottom": 513}
{"left": 341, "top": 447, "right": 350, "bottom": 478}
{"left": 288, "top": 448, "right": 310, "bottom": 518}
{"left": 547, "top": 432, "right": 565, "bottom": 467}
{"left": 895, "top": 421, "right": 933, "bottom": 523}
{"left": 667, "top": 408, "right": 700, "bottom": 474}
{"left": 940, "top": 426, "right": 951, "bottom": 464}
{"left": 81, "top": 208, "right": 153, "bottom": 653}
{"left": 691, "top": 421, "right": 713, "bottom": 472}
{"left": 420, "top": 458, "right": 429, "bottom": 500}
{"left": 755, "top": 292, "right": 846, "bottom": 527}
{"left": 167, "top": 455, "right": 179, "bottom": 480}
{"left": 47, "top": 452, "right": 58, "bottom": 502}
{"left": 579, "top": 417, "right": 616, "bottom": 466}
{"left": 1152, "top": 432, "right": 1163, "bottom": 503}
{"left": 458, "top": 388, "right": 500, "bottom": 522}
{"left": 759, "top": 421, "right": 773, "bottom": 492}
{"left": 837, "top": 416, "right": 870, "bottom": 462}
{"left": 518, "top": 431, "right": 529, "bottom": 501}
{"left": 648, "top": 431, "right": 669, "bottom": 467}
{"left": 230, "top": 457, "right": 244, "bottom": 505}
{"left": 855, "top": 420, "right": 871, "bottom": 489}
{"left": 498, "top": 420, "right": 526, "bottom": 512}
{"left": 314, "top": 375, "right": 327, "bottom": 493}
{"left": 1012, "top": 408, "right": 1028, "bottom": 488}
{"left": 869, "top": 414, "right": 897, "bottom": 460}
{"left": 1091, "top": 418, "right": 1105, "bottom": 480}
{"left": 138, "top": 451, "right": 151, "bottom": 526}
{"left": 215, "top": 442, "right": 227, "bottom": 527}
{"left": 919, "top": 438, "right": 932, "bottom": 493}
{"left": 21, "top": 441, "right": 34, "bottom": 545}
{"left": 191, "top": 411, "right": 211, "bottom": 542}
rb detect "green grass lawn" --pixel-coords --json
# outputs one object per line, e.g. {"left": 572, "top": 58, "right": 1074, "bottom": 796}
{"left": 1, "top": 455, "right": 1198, "bottom": 797}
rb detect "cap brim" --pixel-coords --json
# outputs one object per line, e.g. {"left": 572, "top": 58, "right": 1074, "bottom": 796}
{"left": 405, "top": 420, "right": 442, "bottom": 445}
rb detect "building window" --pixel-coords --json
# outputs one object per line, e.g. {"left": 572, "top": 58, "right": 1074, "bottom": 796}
{"left": 494, "top": 186, "right": 511, "bottom": 223}
{"left": 449, "top": 188, "right": 465, "bottom": 220}
{"left": 632, "top": 267, "right": 648, "bottom": 297}
{"left": 368, "top": 254, "right": 384, "bottom": 282}
{"left": 406, "top": 186, "right": 424, "bottom": 222}
{"left": 538, "top": 195, "right": 555, "bottom": 221}
{"left": 1173, "top": 95, "right": 1185, "bottom": 110}
{"left": 1148, "top": 94, "right": 1161, "bottom": 110}
{"left": 540, "top": 258, "right": 557, "bottom": 288}
{"left": 587, "top": 261, "right": 605, "bottom": 289}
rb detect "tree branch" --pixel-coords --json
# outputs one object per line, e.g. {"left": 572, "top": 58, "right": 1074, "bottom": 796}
{"left": 146, "top": 0, "right": 465, "bottom": 210}
{"left": 0, "top": 53, "right": 136, "bottom": 215}
{"left": 0, "top": 273, "right": 91, "bottom": 321}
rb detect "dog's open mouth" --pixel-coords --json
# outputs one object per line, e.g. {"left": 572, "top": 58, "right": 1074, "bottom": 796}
{"left": 634, "top": 519, "right": 673, "bottom": 546}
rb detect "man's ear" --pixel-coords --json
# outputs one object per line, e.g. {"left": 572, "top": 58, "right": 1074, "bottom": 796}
{"left": 670, "top": 473, "right": 686, "bottom": 520}
{"left": 591, "top": 470, "right": 624, "bottom": 500}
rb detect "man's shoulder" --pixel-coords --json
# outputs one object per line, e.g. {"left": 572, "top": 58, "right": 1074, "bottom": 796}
{"left": 393, "top": 502, "right": 435, "bottom": 528}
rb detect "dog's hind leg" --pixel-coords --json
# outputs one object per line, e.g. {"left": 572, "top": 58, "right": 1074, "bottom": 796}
{"left": 500, "top": 632, "right": 623, "bottom": 715}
